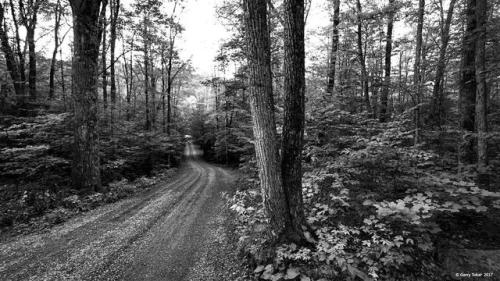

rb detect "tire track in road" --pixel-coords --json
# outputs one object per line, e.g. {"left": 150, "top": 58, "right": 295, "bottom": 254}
{"left": 0, "top": 163, "right": 203, "bottom": 278}
{"left": 0, "top": 147, "right": 237, "bottom": 281}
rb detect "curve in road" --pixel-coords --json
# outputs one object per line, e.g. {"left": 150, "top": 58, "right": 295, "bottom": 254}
{"left": 0, "top": 143, "right": 239, "bottom": 281}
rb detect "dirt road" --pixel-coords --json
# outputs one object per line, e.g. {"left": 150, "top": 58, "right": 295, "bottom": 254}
{"left": 0, "top": 144, "right": 242, "bottom": 280}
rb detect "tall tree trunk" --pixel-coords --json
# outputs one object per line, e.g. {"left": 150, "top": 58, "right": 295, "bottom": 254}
{"left": 19, "top": 0, "right": 40, "bottom": 99}
{"left": 326, "top": 0, "right": 340, "bottom": 95}
{"left": 109, "top": 0, "right": 120, "bottom": 124}
{"left": 125, "top": 35, "right": 134, "bottom": 121}
{"left": 101, "top": 15, "right": 108, "bottom": 110}
{"left": 379, "top": 0, "right": 395, "bottom": 122}
{"left": 161, "top": 45, "right": 166, "bottom": 133}
{"left": 69, "top": 0, "right": 107, "bottom": 191}
{"left": 414, "top": 0, "right": 424, "bottom": 144}
{"left": 0, "top": 3, "right": 23, "bottom": 98}
{"left": 9, "top": 0, "right": 26, "bottom": 95}
{"left": 243, "top": 0, "right": 289, "bottom": 238}
{"left": 475, "top": 0, "right": 488, "bottom": 186}
{"left": 49, "top": 0, "right": 62, "bottom": 100}
{"left": 356, "top": 0, "right": 370, "bottom": 112}
{"left": 27, "top": 21, "right": 37, "bottom": 99}
{"left": 282, "top": 0, "right": 310, "bottom": 243}
{"left": 59, "top": 44, "right": 66, "bottom": 109}
{"left": 166, "top": 42, "right": 174, "bottom": 135}
{"left": 144, "top": 18, "right": 151, "bottom": 131}
{"left": 459, "top": 0, "right": 477, "bottom": 165}
{"left": 431, "top": 0, "right": 457, "bottom": 126}
{"left": 151, "top": 63, "right": 156, "bottom": 128}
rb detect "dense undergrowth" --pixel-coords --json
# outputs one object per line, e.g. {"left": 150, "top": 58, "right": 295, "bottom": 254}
{"left": 0, "top": 112, "right": 184, "bottom": 237}
{"left": 227, "top": 108, "right": 500, "bottom": 281}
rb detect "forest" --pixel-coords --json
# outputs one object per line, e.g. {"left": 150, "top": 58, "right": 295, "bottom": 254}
{"left": 0, "top": 0, "right": 499, "bottom": 280}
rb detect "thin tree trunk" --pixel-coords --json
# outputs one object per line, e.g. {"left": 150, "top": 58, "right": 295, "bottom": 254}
{"left": 356, "top": 0, "right": 370, "bottom": 112}
{"left": 166, "top": 42, "right": 174, "bottom": 135}
{"left": 69, "top": 0, "right": 107, "bottom": 191}
{"left": 431, "top": 0, "right": 457, "bottom": 126}
{"left": 161, "top": 45, "right": 166, "bottom": 133}
{"left": 379, "top": 0, "right": 395, "bottom": 122}
{"left": 0, "top": 3, "right": 24, "bottom": 98}
{"left": 475, "top": 0, "right": 488, "bottom": 186}
{"left": 459, "top": 0, "right": 477, "bottom": 165}
{"left": 126, "top": 35, "right": 134, "bottom": 120}
{"left": 144, "top": 18, "right": 151, "bottom": 131}
{"left": 326, "top": 0, "right": 340, "bottom": 95}
{"left": 243, "top": 0, "right": 289, "bottom": 238}
{"left": 109, "top": 0, "right": 120, "bottom": 126}
{"left": 413, "top": 0, "right": 425, "bottom": 144}
{"left": 27, "top": 23, "right": 37, "bottom": 99}
{"left": 101, "top": 15, "right": 108, "bottom": 110}
{"left": 59, "top": 43, "right": 66, "bottom": 110}
{"left": 49, "top": 0, "right": 62, "bottom": 100}
{"left": 19, "top": 0, "right": 40, "bottom": 99}
{"left": 9, "top": 0, "right": 26, "bottom": 95}
{"left": 151, "top": 63, "right": 156, "bottom": 128}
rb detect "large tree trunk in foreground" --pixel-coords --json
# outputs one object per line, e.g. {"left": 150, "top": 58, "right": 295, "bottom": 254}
{"left": 243, "top": 0, "right": 289, "bottom": 238}
{"left": 69, "top": 0, "right": 107, "bottom": 191}
{"left": 413, "top": 0, "right": 424, "bottom": 143}
{"left": 326, "top": 0, "right": 340, "bottom": 95}
{"left": 459, "top": 0, "right": 477, "bottom": 165}
{"left": 431, "top": 0, "right": 457, "bottom": 126}
{"left": 379, "top": 0, "right": 395, "bottom": 122}
{"left": 282, "top": 0, "right": 309, "bottom": 243}
{"left": 474, "top": 0, "right": 488, "bottom": 186}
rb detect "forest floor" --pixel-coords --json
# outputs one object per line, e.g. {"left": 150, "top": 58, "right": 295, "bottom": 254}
{"left": 0, "top": 152, "right": 247, "bottom": 280}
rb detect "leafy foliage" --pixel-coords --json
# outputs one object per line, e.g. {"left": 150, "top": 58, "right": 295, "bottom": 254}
{"left": 228, "top": 110, "right": 500, "bottom": 281}
{"left": 0, "top": 113, "right": 183, "bottom": 234}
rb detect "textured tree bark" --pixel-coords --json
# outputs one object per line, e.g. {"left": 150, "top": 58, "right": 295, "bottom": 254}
{"left": 101, "top": 15, "right": 108, "bottom": 110}
{"left": 166, "top": 44, "right": 173, "bottom": 135}
{"left": 27, "top": 23, "right": 37, "bottom": 99}
{"left": 282, "top": 0, "right": 310, "bottom": 243}
{"left": 243, "top": 0, "right": 289, "bottom": 238}
{"left": 0, "top": 3, "right": 24, "bottom": 98}
{"left": 413, "top": 0, "right": 424, "bottom": 144}
{"left": 356, "top": 0, "right": 370, "bottom": 112}
{"left": 161, "top": 45, "right": 166, "bottom": 133}
{"left": 326, "top": 0, "right": 340, "bottom": 95}
{"left": 379, "top": 0, "right": 395, "bottom": 122}
{"left": 69, "top": 0, "right": 107, "bottom": 191}
{"left": 59, "top": 44, "right": 66, "bottom": 109}
{"left": 18, "top": 0, "right": 40, "bottom": 99}
{"left": 459, "top": 0, "right": 477, "bottom": 165}
{"left": 126, "top": 36, "right": 134, "bottom": 121}
{"left": 474, "top": 0, "right": 488, "bottom": 187}
{"left": 431, "top": 0, "right": 457, "bottom": 126}
{"left": 8, "top": 0, "right": 26, "bottom": 96}
{"left": 49, "top": 0, "right": 62, "bottom": 100}
{"left": 109, "top": 0, "right": 120, "bottom": 126}
{"left": 144, "top": 17, "right": 151, "bottom": 131}
{"left": 22, "top": 0, "right": 39, "bottom": 99}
